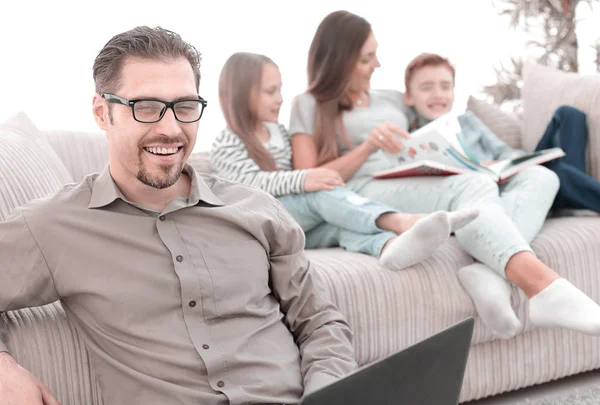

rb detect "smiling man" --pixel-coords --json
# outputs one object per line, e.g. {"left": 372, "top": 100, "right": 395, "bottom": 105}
{"left": 0, "top": 26, "right": 356, "bottom": 405}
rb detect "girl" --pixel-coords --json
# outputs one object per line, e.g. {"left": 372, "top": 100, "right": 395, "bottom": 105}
{"left": 288, "top": 10, "right": 600, "bottom": 339}
{"left": 211, "top": 52, "right": 478, "bottom": 272}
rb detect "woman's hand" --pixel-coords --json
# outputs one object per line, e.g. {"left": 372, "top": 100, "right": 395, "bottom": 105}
{"left": 304, "top": 168, "right": 345, "bottom": 192}
{"left": 365, "top": 121, "right": 409, "bottom": 154}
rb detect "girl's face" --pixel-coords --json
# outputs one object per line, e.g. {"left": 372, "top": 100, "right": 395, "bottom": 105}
{"left": 404, "top": 65, "right": 455, "bottom": 120}
{"left": 254, "top": 63, "right": 283, "bottom": 123}
{"left": 347, "top": 32, "right": 380, "bottom": 93}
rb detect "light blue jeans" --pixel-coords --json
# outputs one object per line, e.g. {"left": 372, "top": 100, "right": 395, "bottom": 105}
{"left": 351, "top": 166, "right": 559, "bottom": 276}
{"left": 277, "top": 187, "right": 397, "bottom": 257}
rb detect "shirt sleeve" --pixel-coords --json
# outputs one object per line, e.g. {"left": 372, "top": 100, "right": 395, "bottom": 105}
{"left": 289, "top": 93, "right": 317, "bottom": 137}
{"left": 461, "top": 111, "right": 525, "bottom": 161}
{"left": 267, "top": 199, "right": 357, "bottom": 395}
{"left": 0, "top": 207, "right": 60, "bottom": 353}
{"left": 210, "top": 129, "right": 308, "bottom": 197}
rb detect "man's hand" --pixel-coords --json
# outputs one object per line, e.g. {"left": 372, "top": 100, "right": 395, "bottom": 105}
{"left": 304, "top": 168, "right": 345, "bottom": 192}
{"left": 0, "top": 352, "right": 61, "bottom": 405}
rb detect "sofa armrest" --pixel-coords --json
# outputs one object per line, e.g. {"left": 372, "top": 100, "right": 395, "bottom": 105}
{"left": 3, "top": 301, "right": 103, "bottom": 405}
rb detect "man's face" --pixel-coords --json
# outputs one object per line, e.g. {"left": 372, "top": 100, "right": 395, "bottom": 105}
{"left": 404, "top": 65, "right": 455, "bottom": 120}
{"left": 93, "top": 57, "right": 200, "bottom": 189}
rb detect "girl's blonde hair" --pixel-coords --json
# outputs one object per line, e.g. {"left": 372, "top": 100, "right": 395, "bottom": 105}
{"left": 219, "top": 52, "right": 277, "bottom": 171}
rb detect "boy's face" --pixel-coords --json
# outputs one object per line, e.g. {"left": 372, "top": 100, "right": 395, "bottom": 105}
{"left": 404, "top": 65, "right": 455, "bottom": 120}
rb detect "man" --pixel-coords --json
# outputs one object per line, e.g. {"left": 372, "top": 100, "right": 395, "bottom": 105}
{"left": 0, "top": 26, "right": 356, "bottom": 404}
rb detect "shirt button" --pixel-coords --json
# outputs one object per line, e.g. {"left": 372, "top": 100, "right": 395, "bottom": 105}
{"left": 217, "top": 380, "right": 225, "bottom": 388}
{"left": 202, "top": 344, "right": 209, "bottom": 350}
{"left": 189, "top": 300, "right": 196, "bottom": 308}
{"left": 159, "top": 215, "right": 165, "bottom": 221}
{"left": 176, "top": 255, "right": 183, "bottom": 262}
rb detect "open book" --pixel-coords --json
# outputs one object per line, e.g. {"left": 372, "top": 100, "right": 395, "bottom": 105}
{"left": 373, "top": 113, "right": 565, "bottom": 183}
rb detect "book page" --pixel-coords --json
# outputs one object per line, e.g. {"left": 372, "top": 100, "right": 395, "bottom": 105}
{"left": 491, "top": 148, "right": 565, "bottom": 180}
{"left": 390, "top": 116, "right": 483, "bottom": 173}
{"left": 411, "top": 113, "right": 469, "bottom": 157}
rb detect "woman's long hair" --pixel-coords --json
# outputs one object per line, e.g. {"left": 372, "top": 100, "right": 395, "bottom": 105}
{"left": 306, "top": 10, "right": 372, "bottom": 164}
{"left": 218, "top": 52, "right": 277, "bottom": 171}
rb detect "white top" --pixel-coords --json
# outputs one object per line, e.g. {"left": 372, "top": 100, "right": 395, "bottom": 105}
{"left": 288, "top": 89, "right": 411, "bottom": 180}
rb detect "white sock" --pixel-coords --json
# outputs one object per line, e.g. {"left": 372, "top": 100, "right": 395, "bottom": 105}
{"left": 380, "top": 209, "right": 479, "bottom": 271}
{"left": 448, "top": 208, "right": 480, "bottom": 232}
{"left": 529, "top": 278, "right": 600, "bottom": 335}
{"left": 457, "top": 263, "right": 522, "bottom": 339}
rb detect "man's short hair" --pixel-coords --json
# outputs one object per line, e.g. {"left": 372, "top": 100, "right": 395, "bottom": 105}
{"left": 93, "top": 26, "right": 201, "bottom": 94}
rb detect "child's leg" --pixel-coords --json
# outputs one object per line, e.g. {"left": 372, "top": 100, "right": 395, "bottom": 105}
{"left": 534, "top": 105, "right": 600, "bottom": 212}
{"left": 549, "top": 161, "right": 600, "bottom": 212}
{"left": 498, "top": 166, "right": 559, "bottom": 243}
{"left": 536, "top": 105, "right": 587, "bottom": 172}
{"left": 282, "top": 186, "right": 478, "bottom": 236}
{"left": 379, "top": 210, "right": 479, "bottom": 270}
{"left": 304, "top": 211, "right": 479, "bottom": 272}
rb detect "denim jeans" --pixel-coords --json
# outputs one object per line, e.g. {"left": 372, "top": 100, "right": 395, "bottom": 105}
{"left": 536, "top": 105, "right": 600, "bottom": 213}
{"left": 498, "top": 165, "right": 559, "bottom": 243}
{"left": 352, "top": 173, "right": 537, "bottom": 276}
{"left": 277, "top": 187, "right": 396, "bottom": 257}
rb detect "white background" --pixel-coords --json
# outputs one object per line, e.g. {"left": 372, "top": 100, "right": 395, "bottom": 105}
{"left": 1, "top": 0, "right": 598, "bottom": 151}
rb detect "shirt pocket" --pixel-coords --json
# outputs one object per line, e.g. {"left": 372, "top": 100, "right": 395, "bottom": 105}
{"left": 202, "top": 239, "right": 272, "bottom": 319}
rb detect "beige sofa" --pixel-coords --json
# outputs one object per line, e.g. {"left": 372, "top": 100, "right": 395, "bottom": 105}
{"left": 2, "top": 63, "right": 600, "bottom": 404}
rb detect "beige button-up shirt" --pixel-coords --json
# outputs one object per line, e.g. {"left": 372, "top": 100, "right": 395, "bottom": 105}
{"left": 0, "top": 165, "right": 356, "bottom": 404}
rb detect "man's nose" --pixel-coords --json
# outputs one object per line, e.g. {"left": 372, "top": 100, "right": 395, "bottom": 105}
{"left": 155, "top": 107, "right": 182, "bottom": 135}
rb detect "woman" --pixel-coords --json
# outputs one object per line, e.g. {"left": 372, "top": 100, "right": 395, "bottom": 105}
{"left": 211, "top": 52, "right": 477, "bottom": 271}
{"left": 288, "top": 10, "right": 600, "bottom": 339}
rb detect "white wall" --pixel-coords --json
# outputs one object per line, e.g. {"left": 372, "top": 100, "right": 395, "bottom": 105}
{"left": 1, "top": 0, "right": 596, "bottom": 151}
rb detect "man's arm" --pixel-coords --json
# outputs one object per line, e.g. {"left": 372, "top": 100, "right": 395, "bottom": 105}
{"left": 0, "top": 207, "right": 61, "bottom": 404}
{"left": 267, "top": 200, "right": 357, "bottom": 395}
{"left": 0, "top": 208, "right": 59, "bottom": 317}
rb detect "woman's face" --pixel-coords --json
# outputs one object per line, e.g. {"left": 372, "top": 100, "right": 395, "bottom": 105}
{"left": 347, "top": 31, "right": 380, "bottom": 93}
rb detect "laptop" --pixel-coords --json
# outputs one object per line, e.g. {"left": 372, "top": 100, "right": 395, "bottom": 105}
{"left": 299, "top": 317, "right": 474, "bottom": 405}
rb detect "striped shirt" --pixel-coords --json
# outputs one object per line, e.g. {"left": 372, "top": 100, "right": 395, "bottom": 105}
{"left": 211, "top": 122, "right": 308, "bottom": 197}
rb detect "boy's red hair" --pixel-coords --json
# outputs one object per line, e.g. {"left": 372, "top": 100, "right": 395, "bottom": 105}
{"left": 404, "top": 53, "right": 455, "bottom": 93}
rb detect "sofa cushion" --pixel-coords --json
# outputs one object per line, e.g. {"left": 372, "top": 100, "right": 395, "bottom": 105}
{"left": 307, "top": 216, "right": 600, "bottom": 367}
{"left": 187, "top": 151, "right": 211, "bottom": 174}
{"left": 0, "top": 113, "right": 73, "bottom": 221}
{"left": 466, "top": 96, "right": 523, "bottom": 149}
{"left": 44, "top": 130, "right": 109, "bottom": 182}
{"left": 522, "top": 63, "right": 600, "bottom": 180}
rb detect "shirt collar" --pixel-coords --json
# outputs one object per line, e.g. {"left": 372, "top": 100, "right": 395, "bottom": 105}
{"left": 88, "top": 164, "right": 224, "bottom": 209}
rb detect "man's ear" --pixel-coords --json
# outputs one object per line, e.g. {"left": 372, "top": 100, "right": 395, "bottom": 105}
{"left": 92, "top": 93, "right": 109, "bottom": 131}
{"left": 403, "top": 91, "right": 414, "bottom": 107}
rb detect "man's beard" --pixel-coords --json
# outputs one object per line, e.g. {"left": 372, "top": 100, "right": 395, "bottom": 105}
{"left": 136, "top": 150, "right": 184, "bottom": 189}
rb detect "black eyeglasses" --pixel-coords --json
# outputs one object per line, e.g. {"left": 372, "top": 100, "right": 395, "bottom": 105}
{"left": 101, "top": 93, "right": 208, "bottom": 123}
